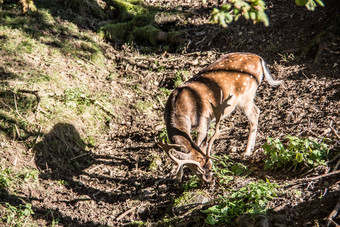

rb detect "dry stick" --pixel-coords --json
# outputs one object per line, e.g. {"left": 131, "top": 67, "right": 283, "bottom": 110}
{"left": 88, "top": 164, "right": 104, "bottom": 173}
{"left": 286, "top": 169, "right": 340, "bottom": 186}
{"left": 328, "top": 153, "right": 340, "bottom": 164}
{"left": 116, "top": 206, "right": 138, "bottom": 221}
{"left": 329, "top": 124, "right": 340, "bottom": 139}
{"left": 333, "top": 159, "right": 340, "bottom": 172}
{"left": 93, "top": 100, "right": 116, "bottom": 118}
{"left": 157, "top": 96, "right": 165, "bottom": 109}
{"left": 27, "top": 125, "right": 42, "bottom": 164}
{"left": 14, "top": 124, "right": 21, "bottom": 139}
{"left": 70, "top": 152, "right": 90, "bottom": 161}
{"left": 13, "top": 93, "right": 23, "bottom": 118}
{"left": 17, "top": 89, "right": 41, "bottom": 115}
{"left": 327, "top": 197, "right": 340, "bottom": 227}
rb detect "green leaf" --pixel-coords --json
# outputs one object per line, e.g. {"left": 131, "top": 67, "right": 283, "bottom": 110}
{"left": 249, "top": 11, "right": 256, "bottom": 21}
{"left": 205, "top": 215, "right": 218, "bottom": 225}
{"left": 296, "top": 153, "right": 303, "bottom": 163}
{"left": 295, "top": 0, "right": 308, "bottom": 6}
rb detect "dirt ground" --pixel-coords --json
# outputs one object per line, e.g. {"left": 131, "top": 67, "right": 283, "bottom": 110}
{"left": 1, "top": 0, "right": 340, "bottom": 226}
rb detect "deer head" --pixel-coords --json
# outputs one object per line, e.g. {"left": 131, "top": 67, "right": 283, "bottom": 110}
{"left": 159, "top": 52, "right": 281, "bottom": 186}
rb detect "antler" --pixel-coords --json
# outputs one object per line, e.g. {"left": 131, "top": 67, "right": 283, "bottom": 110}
{"left": 206, "top": 90, "right": 233, "bottom": 157}
{"left": 157, "top": 139, "right": 204, "bottom": 181}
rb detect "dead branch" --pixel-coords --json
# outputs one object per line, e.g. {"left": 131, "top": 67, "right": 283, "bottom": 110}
{"left": 327, "top": 197, "right": 340, "bottom": 227}
{"left": 70, "top": 153, "right": 90, "bottom": 161}
{"left": 329, "top": 153, "right": 340, "bottom": 164}
{"left": 285, "top": 169, "right": 340, "bottom": 186}
{"left": 27, "top": 125, "right": 42, "bottom": 164}
{"left": 116, "top": 206, "right": 138, "bottom": 221}
{"left": 334, "top": 159, "right": 340, "bottom": 172}
{"left": 93, "top": 100, "right": 116, "bottom": 118}
{"left": 88, "top": 164, "right": 104, "bottom": 173}
{"left": 329, "top": 122, "right": 340, "bottom": 139}
{"left": 13, "top": 93, "right": 23, "bottom": 119}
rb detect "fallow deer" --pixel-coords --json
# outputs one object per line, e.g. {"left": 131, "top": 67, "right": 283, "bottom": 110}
{"left": 158, "top": 52, "right": 282, "bottom": 186}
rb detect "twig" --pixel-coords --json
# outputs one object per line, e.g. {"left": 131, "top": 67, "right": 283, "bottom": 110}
{"left": 329, "top": 123, "right": 340, "bottom": 139}
{"left": 334, "top": 158, "right": 340, "bottom": 172}
{"left": 27, "top": 125, "right": 42, "bottom": 164}
{"left": 157, "top": 96, "right": 164, "bottom": 109}
{"left": 116, "top": 206, "right": 138, "bottom": 221}
{"left": 14, "top": 124, "right": 21, "bottom": 139}
{"left": 327, "top": 197, "right": 340, "bottom": 227}
{"left": 93, "top": 100, "right": 116, "bottom": 118}
{"left": 70, "top": 152, "right": 90, "bottom": 161}
{"left": 17, "top": 89, "right": 41, "bottom": 119}
{"left": 285, "top": 169, "right": 340, "bottom": 186}
{"left": 13, "top": 93, "right": 23, "bottom": 118}
{"left": 88, "top": 164, "right": 104, "bottom": 173}
{"left": 0, "top": 99, "right": 13, "bottom": 110}
{"left": 329, "top": 153, "right": 340, "bottom": 164}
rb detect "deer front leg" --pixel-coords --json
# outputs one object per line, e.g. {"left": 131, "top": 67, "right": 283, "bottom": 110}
{"left": 243, "top": 104, "right": 260, "bottom": 156}
{"left": 196, "top": 118, "right": 209, "bottom": 150}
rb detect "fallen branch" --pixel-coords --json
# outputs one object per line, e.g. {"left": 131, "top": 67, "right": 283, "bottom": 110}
{"left": 329, "top": 122, "right": 340, "bottom": 139}
{"left": 88, "top": 164, "right": 104, "bottom": 173}
{"left": 285, "top": 169, "right": 340, "bottom": 186}
{"left": 13, "top": 93, "right": 23, "bottom": 119}
{"left": 93, "top": 100, "right": 116, "bottom": 118}
{"left": 116, "top": 206, "right": 138, "bottom": 221}
{"left": 327, "top": 197, "right": 340, "bottom": 227}
{"left": 70, "top": 152, "right": 90, "bottom": 161}
{"left": 334, "top": 158, "right": 340, "bottom": 172}
{"left": 329, "top": 153, "right": 340, "bottom": 164}
{"left": 27, "top": 125, "right": 42, "bottom": 164}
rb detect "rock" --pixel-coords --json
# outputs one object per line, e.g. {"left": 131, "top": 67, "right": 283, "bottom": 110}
{"left": 173, "top": 191, "right": 210, "bottom": 215}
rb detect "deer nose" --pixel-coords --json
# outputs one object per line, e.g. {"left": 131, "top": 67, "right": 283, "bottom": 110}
{"left": 201, "top": 172, "right": 214, "bottom": 186}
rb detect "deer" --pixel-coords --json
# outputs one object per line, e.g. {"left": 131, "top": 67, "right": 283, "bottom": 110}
{"left": 158, "top": 52, "right": 282, "bottom": 186}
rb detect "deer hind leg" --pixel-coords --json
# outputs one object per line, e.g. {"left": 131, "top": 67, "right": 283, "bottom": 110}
{"left": 242, "top": 103, "right": 260, "bottom": 156}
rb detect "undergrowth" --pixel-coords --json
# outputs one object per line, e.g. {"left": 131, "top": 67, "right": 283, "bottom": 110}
{"left": 263, "top": 135, "right": 330, "bottom": 170}
{"left": 202, "top": 179, "right": 278, "bottom": 225}
{"left": 0, "top": 165, "right": 38, "bottom": 226}
{"left": 213, "top": 154, "right": 247, "bottom": 185}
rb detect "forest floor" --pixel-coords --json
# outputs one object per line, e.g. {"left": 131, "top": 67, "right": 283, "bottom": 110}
{"left": 0, "top": 0, "right": 339, "bottom": 226}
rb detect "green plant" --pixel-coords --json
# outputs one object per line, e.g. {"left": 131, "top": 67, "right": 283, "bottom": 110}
{"left": 134, "top": 101, "right": 153, "bottom": 112}
{"left": 211, "top": 0, "right": 324, "bottom": 28}
{"left": 158, "top": 127, "right": 169, "bottom": 143}
{"left": 62, "top": 87, "right": 92, "bottom": 106}
{"left": 17, "top": 168, "right": 39, "bottom": 183}
{"left": 0, "top": 166, "right": 39, "bottom": 189}
{"left": 210, "top": 0, "right": 269, "bottom": 27}
{"left": 213, "top": 155, "right": 247, "bottom": 185}
{"left": 173, "top": 72, "right": 184, "bottom": 88}
{"left": 295, "top": 0, "right": 324, "bottom": 10}
{"left": 202, "top": 179, "right": 277, "bottom": 225}
{"left": 182, "top": 175, "right": 199, "bottom": 190}
{"left": 263, "top": 135, "right": 330, "bottom": 170}
{"left": 0, "top": 167, "right": 13, "bottom": 188}
{"left": 2, "top": 203, "right": 35, "bottom": 226}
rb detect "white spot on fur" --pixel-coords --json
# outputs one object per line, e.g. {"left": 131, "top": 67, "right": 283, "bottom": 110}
{"left": 245, "top": 66, "right": 247, "bottom": 69}
{"left": 244, "top": 82, "right": 247, "bottom": 86}
{"left": 236, "top": 78, "right": 238, "bottom": 81}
